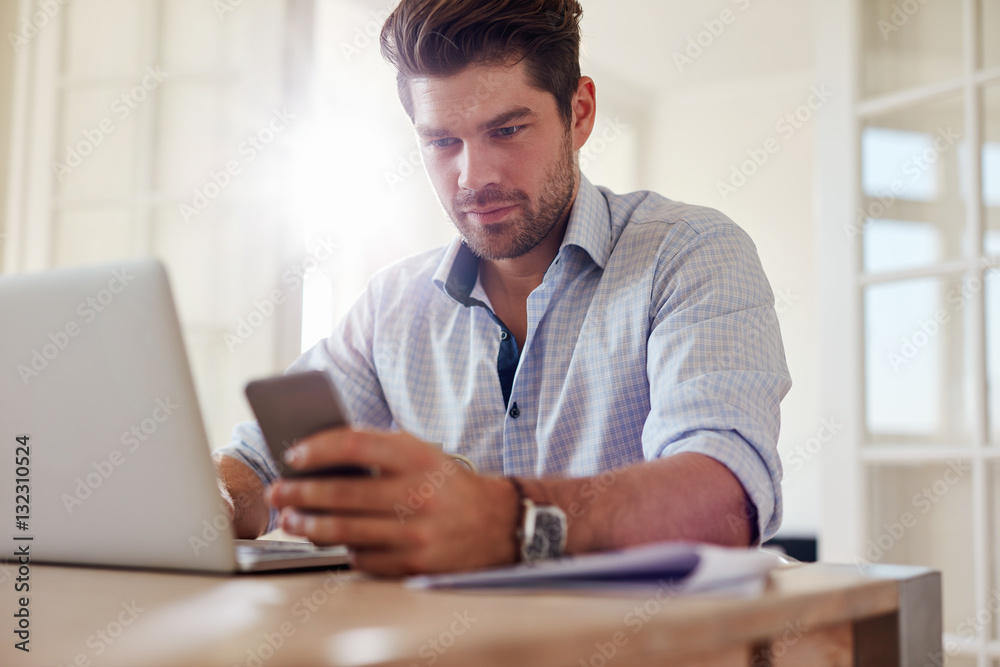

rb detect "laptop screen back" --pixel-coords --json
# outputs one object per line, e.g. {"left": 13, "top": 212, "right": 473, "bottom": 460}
{"left": 0, "top": 259, "right": 237, "bottom": 572}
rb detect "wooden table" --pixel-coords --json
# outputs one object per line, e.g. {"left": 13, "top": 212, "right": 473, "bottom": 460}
{"left": 1, "top": 560, "right": 940, "bottom": 667}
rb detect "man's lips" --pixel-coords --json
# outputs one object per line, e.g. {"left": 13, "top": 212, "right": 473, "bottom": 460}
{"left": 462, "top": 204, "right": 518, "bottom": 224}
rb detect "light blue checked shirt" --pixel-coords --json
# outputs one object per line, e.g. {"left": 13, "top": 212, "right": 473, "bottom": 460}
{"left": 218, "top": 176, "right": 791, "bottom": 540}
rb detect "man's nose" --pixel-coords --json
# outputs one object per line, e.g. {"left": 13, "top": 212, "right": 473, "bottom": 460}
{"left": 457, "top": 143, "right": 501, "bottom": 192}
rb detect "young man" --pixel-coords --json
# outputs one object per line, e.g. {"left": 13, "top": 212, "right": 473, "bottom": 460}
{"left": 214, "top": 0, "right": 791, "bottom": 576}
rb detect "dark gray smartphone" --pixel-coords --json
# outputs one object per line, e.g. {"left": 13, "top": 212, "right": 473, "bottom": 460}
{"left": 244, "top": 370, "right": 374, "bottom": 478}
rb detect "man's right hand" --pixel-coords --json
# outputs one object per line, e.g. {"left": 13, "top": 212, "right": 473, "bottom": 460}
{"left": 212, "top": 453, "right": 271, "bottom": 538}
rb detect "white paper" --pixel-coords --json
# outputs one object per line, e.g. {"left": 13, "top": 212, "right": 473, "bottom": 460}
{"left": 404, "top": 541, "right": 781, "bottom": 592}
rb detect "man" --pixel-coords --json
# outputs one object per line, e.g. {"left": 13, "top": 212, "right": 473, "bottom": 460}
{"left": 214, "top": 0, "right": 791, "bottom": 576}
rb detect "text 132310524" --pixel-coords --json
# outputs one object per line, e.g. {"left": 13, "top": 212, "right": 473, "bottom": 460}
{"left": 13, "top": 434, "right": 32, "bottom": 653}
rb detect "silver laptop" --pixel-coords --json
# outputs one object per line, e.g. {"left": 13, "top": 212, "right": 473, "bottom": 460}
{"left": 0, "top": 259, "right": 348, "bottom": 573}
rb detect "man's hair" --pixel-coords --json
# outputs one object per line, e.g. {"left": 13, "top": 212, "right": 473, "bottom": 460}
{"left": 380, "top": 0, "right": 583, "bottom": 127}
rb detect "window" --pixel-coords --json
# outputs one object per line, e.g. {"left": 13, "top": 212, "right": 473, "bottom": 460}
{"left": 819, "top": 1, "right": 1000, "bottom": 662}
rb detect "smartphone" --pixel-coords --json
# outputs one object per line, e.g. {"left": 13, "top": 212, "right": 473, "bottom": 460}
{"left": 244, "top": 370, "right": 375, "bottom": 478}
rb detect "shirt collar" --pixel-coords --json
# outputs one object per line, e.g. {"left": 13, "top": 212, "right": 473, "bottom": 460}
{"left": 432, "top": 237, "right": 481, "bottom": 306}
{"left": 432, "top": 174, "right": 613, "bottom": 305}
{"left": 560, "top": 174, "right": 613, "bottom": 270}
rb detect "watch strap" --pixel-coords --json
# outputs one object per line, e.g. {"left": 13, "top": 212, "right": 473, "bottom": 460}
{"left": 507, "top": 476, "right": 529, "bottom": 562}
{"left": 507, "top": 476, "right": 567, "bottom": 562}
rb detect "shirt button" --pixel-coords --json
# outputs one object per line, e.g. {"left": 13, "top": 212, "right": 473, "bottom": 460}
{"left": 509, "top": 402, "right": 520, "bottom": 418}
{"left": 500, "top": 331, "right": 508, "bottom": 340}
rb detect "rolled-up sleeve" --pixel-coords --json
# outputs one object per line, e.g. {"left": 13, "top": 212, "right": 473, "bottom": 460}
{"left": 642, "top": 220, "right": 791, "bottom": 541}
{"left": 214, "top": 419, "right": 282, "bottom": 532}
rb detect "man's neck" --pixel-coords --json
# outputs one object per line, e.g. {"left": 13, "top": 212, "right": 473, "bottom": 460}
{"left": 479, "top": 226, "right": 564, "bottom": 301}
{"left": 476, "top": 187, "right": 576, "bottom": 351}
{"left": 478, "top": 184, "right": 578, "bottom": 301}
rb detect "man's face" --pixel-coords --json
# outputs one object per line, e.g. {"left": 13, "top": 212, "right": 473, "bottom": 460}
{"left": 409, "top": 62, "right": 578, "bottom": 261}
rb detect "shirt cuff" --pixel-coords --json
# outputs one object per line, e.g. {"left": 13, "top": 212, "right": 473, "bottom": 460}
{"left": 214, "top": 421, "right": 280, "bottom": 534}
{"left": 655, "top": 430, "right": 780, "bottom": 544}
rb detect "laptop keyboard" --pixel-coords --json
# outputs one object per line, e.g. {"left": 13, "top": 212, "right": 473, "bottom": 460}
{"left": 235, "top": 539, "right": 330, "bottom": 555}
{"left": 234, "top": 538, "right": 350, "bottom": 570}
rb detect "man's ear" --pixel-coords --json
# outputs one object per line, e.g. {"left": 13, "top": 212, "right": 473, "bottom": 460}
{"left": 570, "top": 76, "right": 597, "bottom": 151}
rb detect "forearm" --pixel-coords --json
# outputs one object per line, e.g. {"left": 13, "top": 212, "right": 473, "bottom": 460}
{"left": 520, "top": 452, "right": 756, "bottom": 553}
{"left": 212, "top": 453, "right": 271, "bottom": 538}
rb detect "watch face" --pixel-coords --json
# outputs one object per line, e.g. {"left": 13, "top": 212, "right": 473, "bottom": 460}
{"left": 524, "top": 507, "right": 567, "bottom": 561}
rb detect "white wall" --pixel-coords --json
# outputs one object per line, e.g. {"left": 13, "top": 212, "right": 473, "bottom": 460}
{"left": 0, "top": 0, "right": 17, "bottom": 273}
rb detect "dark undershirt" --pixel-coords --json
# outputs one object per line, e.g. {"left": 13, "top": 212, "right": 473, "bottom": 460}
{"left": 442, "top": 243, "right": 520, "bottom": 409}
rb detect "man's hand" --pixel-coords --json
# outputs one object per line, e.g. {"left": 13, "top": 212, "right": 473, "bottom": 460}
{"left": 266, "top": 428, "right": 519, "bottom": 576}
{"left": 212, "top": 453, "right": 271, "bottom": 538}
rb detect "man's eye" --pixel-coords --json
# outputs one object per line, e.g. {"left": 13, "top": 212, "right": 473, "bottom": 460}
{"left": 496, "top": 125, "right": 523, "bottom": 138}
{"left": 429, "top": 138, "right": 458, "bottom": 149}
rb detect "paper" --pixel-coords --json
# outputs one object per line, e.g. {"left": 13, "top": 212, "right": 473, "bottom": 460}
{"left": 405, "top": 541, "right": 781, "bottom": 592}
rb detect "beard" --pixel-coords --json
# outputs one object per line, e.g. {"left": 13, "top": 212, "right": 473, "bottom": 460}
{"left": 447, "top": 133, "right": 576, "bottom": 261}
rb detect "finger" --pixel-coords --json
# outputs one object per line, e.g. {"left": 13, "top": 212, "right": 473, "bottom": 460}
{"left": 279, "top": 509, "right": 402, "bottom": 548}
{"left": 286, "top": 428, "right": 441, "bottom": 475}
{"left": 267, "top": 477, "right": 401, "bottom": 514}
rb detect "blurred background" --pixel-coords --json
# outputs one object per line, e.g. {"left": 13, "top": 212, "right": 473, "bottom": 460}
{"left": 0, "top": 1, "right": 997, "bottom": 663}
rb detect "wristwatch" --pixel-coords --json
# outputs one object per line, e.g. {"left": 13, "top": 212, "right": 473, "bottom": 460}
{"left": 509, "top": 477, "right": 568, "bottom": 563}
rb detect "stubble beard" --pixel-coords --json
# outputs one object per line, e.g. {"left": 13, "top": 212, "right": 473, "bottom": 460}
{"left": 447, "top": 134, "right": 576, "bottom": 261}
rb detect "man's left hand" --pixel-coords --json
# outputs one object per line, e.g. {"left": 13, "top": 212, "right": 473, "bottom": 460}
{"left": 266, "top": 428, "right": 519, "bottom": 576}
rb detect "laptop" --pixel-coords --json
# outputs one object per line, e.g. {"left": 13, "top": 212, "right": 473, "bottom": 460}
{"left": 0, "top": 258, "right": 349, "bottom": 573}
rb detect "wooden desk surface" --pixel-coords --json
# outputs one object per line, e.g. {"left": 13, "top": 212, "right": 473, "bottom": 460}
{"left": 2, "top": 561, "right": 937, "bottom": 667}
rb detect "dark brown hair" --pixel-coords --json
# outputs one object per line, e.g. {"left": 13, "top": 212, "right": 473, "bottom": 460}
{"left": 380, "top": 0, "right": 583, "bottom": 127}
